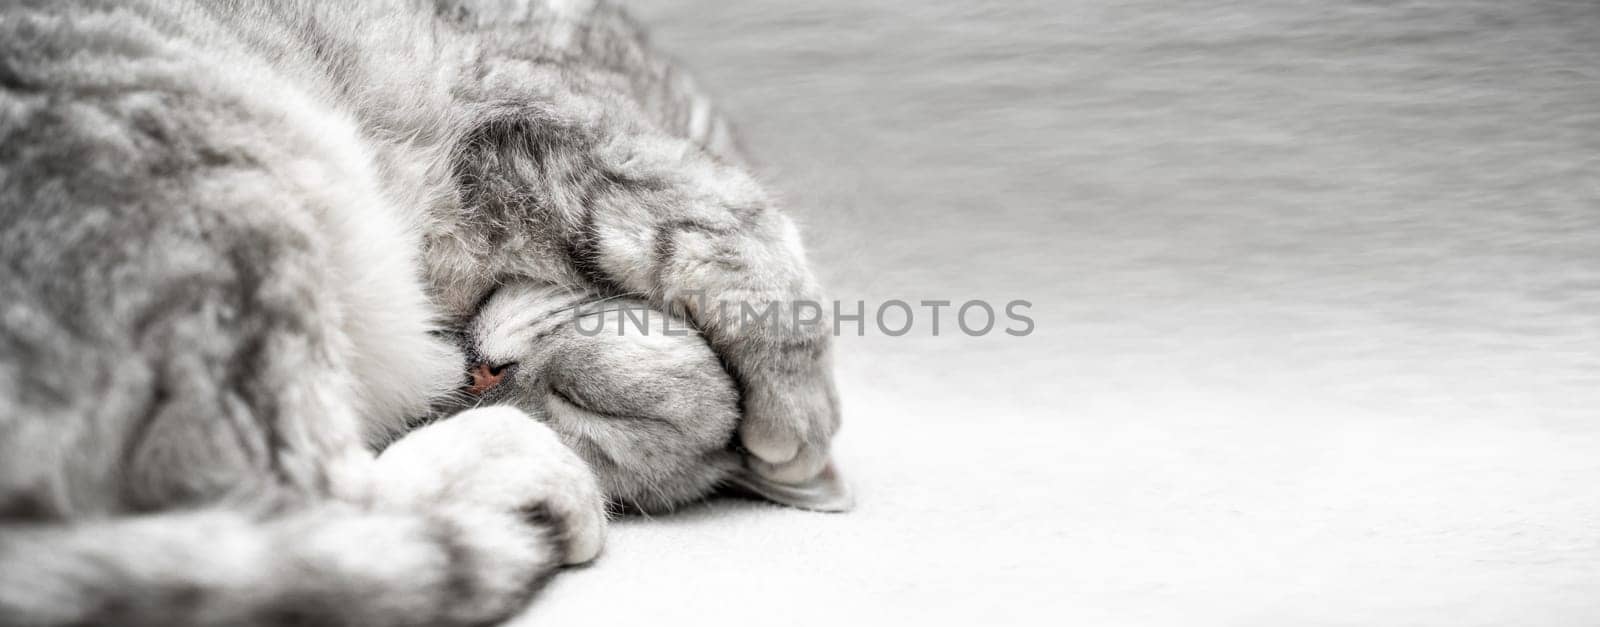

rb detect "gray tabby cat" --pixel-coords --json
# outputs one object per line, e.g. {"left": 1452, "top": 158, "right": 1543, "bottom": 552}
{"left": 0, "top": 0, "right": 846, "bottom": 625}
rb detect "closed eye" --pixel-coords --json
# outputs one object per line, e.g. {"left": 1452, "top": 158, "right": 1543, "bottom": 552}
{"left": 546, "top": 385, "right": 682, "bottom": 433}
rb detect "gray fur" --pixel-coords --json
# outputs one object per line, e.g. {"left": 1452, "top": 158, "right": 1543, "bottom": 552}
{"left": 0, "top": 0, "right": 841, "bottom": 624}
{"left": 461, "top": 281, "right": 744, "bottom": 512}
{"left": 457, "top": 280, "right": 851, "bottom": 513}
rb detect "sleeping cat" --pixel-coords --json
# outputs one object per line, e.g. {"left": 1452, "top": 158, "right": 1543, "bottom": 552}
{"left": 0, "top": 0, "right": 844, "bottom": 625}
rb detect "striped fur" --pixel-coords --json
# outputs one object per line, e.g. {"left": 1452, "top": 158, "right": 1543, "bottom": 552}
{"left": 457, "top": 280, "right": 853, "bottom": 514}
{"left": 0, "top": 0, "right": 838, "bottom": 623}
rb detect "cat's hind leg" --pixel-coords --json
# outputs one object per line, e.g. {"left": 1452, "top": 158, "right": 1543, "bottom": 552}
{"left": 0, "top": 405, "right": 606, "bottom": 627}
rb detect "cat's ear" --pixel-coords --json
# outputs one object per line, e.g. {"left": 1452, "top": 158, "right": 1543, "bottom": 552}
{"left": 726, "top": 459, "right": 854, "bottom": 512}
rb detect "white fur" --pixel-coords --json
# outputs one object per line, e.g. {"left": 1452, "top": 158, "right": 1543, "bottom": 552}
{"left": 374, "top": 406, "right": 608, "bottom": 564}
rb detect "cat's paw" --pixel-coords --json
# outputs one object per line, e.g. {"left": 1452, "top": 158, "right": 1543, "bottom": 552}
{"left": 738, "top": 367, "right": 840, "bottom": 485}
{"left": 372, "top": 406, "right": 607, "bottom": 564}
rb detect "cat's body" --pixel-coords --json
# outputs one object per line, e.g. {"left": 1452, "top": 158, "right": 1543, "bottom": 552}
{"left": 0, "top": 0, "right": 843, "bottom": 624}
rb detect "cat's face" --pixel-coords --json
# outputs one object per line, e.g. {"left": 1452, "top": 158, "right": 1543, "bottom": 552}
{"left": 455, "top": 280, "right": 850, "bottom": 513}
{"left": 460, "top": 281, "right": 742, "bottom": 512}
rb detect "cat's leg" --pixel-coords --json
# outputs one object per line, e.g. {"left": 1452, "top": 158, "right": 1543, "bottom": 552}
{"left": 1, "top": 455, "right": 602, "bottom": 627}
{"left": 584, "top": 169, "right": 841, "bottom": 486}
{"left": 420, "top": 3, "right": 841, "bottom": 488}
{"left": 446, "top": 117, "right": 842, "bottom": 485}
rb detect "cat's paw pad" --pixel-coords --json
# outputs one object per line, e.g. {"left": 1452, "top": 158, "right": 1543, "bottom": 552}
{"left": 373, "top": 406, "right": 607, "bottom": 564}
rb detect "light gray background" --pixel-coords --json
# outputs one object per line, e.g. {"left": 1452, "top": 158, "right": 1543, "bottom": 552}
{"left": 517, "top": 1, "right": 1600, "bottom": 625}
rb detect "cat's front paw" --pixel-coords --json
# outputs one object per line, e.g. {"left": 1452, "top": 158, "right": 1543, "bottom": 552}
{"left": 738, "top": 360, "right": 841, "bottom": 485}
{"left": 373, "top": 406, "right": 607, "bottom": 564}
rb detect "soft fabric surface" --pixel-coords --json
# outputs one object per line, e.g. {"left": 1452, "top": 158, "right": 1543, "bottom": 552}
{"left": 515, "top": 1, "right": 1600, "bottom": 625}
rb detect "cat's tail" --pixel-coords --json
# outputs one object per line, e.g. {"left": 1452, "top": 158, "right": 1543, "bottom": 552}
{"left": 0, "top": 500, "right": 562, "bottom": 627}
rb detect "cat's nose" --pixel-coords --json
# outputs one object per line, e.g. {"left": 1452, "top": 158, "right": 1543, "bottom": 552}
{"left": 466, "top": 362, "right": 516, "bottom": 395}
